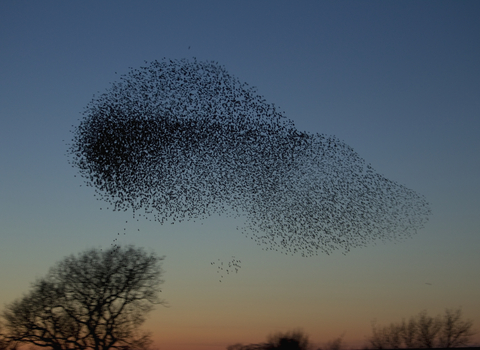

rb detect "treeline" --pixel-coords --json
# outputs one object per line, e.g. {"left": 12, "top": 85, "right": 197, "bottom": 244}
{"left": 0, "top": 244, "right": 475, "bottom": 350}
{"left": 365, "top": 309, "right": 475, "bottom": 349}
{"left": 227, "top": 308, "right": 476, "bottom": 350}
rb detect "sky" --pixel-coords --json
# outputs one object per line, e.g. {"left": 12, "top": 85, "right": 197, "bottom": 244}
{"left": 1, "top": 1, "right": 479, "bottom": 350}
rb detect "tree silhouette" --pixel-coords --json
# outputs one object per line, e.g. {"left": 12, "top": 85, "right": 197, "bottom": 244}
{"left": 400, "top": 317, "right": 417, "bottom": 349}
{"left": 227, "top": 329, "right": 312, "bottom": 350}
{"left": 1, "top": 245, "right": 166, "bottom": 350}
{"left": 365, "top": 308, "right": 476, "bottom": 349}
{"left": 438, "top": 308, "right": 476, "bottom": 348}
{"left": 415, "top": 310, "right": 442, "bottom": 348}
{"left": 321, "top": 334, "right": 345, "bottom": 350}
{"left": 266, "top": 330, "right": 311, "bottom": 350}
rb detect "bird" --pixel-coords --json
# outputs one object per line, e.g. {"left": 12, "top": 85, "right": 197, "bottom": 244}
{"left": 69, "top": 58, "right": 431, "bottom": 258}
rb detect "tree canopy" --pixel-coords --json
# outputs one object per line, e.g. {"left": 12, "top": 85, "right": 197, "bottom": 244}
{"left": 1, "top": 245, "right": 165, "bottom": 350}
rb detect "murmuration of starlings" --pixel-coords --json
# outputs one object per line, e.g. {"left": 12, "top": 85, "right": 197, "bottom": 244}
{"left": 68, "top": 58, "right": 431, "bottom": 257}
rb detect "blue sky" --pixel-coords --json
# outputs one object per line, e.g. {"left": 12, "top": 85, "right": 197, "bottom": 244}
{"left": 1, "top": 2, "right": 479, "bottom": 350}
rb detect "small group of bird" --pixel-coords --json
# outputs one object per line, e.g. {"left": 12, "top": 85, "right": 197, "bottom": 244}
{"left": 211, "top": 257, "right": 242, "bottom": 282}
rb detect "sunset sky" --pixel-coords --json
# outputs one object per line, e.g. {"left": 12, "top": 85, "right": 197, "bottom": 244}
{"left": 1, "top": 1, "right": 479, "bottom": 350}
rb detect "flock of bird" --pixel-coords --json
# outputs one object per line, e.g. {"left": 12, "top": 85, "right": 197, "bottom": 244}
{"left": 211, "top": 257, "right": 242, "bottom": 282}
{"left": 68, "top": 58, "right": 431, "bottom": 257}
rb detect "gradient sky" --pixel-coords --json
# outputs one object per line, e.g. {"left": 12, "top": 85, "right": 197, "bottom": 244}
{"left": 1, "top": 1, "right": 479, "bottom": 350}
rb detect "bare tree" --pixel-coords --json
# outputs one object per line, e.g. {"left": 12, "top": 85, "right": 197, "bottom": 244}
{"left": 385, "top": 324, "right": 403, "bottom": 349}
{"left": 367, "top": 321, "right": 393, "bottom": 350}
{"left": 227, "top": 329, "right": 312, "bottom": 350}
{"left": 266, "top": 329, "right": 311, "bottom": 350}
{"left": 1, "top": 245, "right": 166, "bottom": 350}
{"left": 365, "top": 308, "right": 476, "bottom": 349}
{"left": 400, "top": 317, "right": 417, "bottom": 349}
{"left": 438, "top": 308, "right": 476, "bottom": 348}
{"left": 322, "top": 334, "right": 345, "bottom": 350}
{"left": 415, "top": 310, "right": 442, "bottom": 348}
